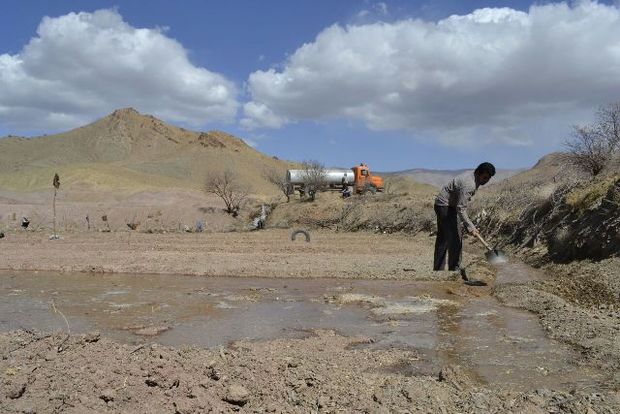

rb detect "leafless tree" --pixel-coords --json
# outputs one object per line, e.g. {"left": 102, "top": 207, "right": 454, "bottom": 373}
{"left": 300, "top": 160, "right": 327, "bottom": 201}
{"left": 564, "top": 102, "right": 620, "bottom": 177}
{"left": 205, "top": 169, "right": 250, "bottom": 217}
{"left": 264, "top": 167, "right": 290, "bottom": 202}
{"left": 564, "top": 126, "right": 610, "bottom": 177}
{"left": 596, "top": 102, "right": 620, "bottom": 149}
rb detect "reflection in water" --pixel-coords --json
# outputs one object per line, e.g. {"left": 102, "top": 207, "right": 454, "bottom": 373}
{"left": 0, "top": 270, "right": 608, "bottom": 392}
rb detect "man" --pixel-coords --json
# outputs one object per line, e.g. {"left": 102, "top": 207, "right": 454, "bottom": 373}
{"left": 433, "top": 162, "right": 495, "bottom": 271}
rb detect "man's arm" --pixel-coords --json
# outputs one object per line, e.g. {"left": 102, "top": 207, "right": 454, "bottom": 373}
{"left": 456, "top": 180, "right": 478, "bottom": 235}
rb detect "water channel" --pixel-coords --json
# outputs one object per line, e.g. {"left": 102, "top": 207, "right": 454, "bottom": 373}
{"left": 0, "top": 263, "right": 607, "bottom": 392}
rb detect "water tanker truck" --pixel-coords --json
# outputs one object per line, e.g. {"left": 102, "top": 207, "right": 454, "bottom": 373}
{"left": 286, "top": 163, "right": 384, "bottom": 197}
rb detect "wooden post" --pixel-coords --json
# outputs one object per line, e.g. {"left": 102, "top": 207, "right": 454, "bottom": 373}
{"left": 52, "top": 173, "right": 60, "bottom": 239}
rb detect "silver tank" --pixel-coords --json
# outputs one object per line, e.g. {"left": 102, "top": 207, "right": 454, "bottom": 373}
{"left": 286, "top": 169, "right": 354, "bottom": 186}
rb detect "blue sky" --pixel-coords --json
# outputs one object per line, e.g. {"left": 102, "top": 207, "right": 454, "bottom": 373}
{"left": 1, "top": 0, "right": 620, "bottom": 171}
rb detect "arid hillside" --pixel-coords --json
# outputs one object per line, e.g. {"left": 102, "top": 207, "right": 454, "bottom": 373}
{"left": 472, "top": 151, "right": 620, "bottom": 264}
{"left": 0, "top": 108, "right": 293, "bottom": 194}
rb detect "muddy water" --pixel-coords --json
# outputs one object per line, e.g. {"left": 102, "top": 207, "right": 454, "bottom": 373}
{"left": 0, "top": 269, "right": 606, "bottom": 392}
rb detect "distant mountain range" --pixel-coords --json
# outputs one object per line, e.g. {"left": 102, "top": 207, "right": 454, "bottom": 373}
{"left": 382, "top": 168, "right": 524, "bottom": 188}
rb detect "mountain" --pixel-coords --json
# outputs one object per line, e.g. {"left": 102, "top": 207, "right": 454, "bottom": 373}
{"left": 384, "top": 167, "right": 523, "bottom": 188}
{"left": 0, "top": 108, "right": 293, "bottom": 194}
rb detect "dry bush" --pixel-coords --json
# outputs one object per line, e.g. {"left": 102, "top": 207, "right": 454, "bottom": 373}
{"left": 360, "top": 203, "right": 435, "bottom": 234}
{"left": 263, "top": 167, "right": 290, "bottom": 202}
{"left": 300, "top": 160, "right": 327, "bottom": 201}
{"left": 295, "top": 198, "right": 361, "bottom": 230}
{"left": 564, "top": 102, "right": 620, "bottom": 177}
{"left": 205, "top": 169, "right": 250, "bottom": 217}
{"left": 298, "top": 197, "right": 435, "bottom": 234}
{"left": 474, "top": 177, "right": 583, "bottom": 253}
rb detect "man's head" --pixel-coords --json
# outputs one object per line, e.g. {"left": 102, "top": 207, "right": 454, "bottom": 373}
{"left": 474, "top": 162, "right": 496, "bottom": 186}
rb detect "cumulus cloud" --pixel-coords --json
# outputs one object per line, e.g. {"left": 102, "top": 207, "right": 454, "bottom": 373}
{"left": 240, "top": 102, "right": 288, "bottom": 130}
{"left": 242, "top": 1, "right": 620, "bottom": 147}
{"left": 0, "top": 9, "right": 238, "bottom": 132}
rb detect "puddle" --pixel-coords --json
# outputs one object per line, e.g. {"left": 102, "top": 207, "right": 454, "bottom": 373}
{"left": 0, "top": 270, "right": 608, "bottom": 392}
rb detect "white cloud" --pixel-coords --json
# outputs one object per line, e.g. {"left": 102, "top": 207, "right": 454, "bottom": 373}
{"left": 240, "top": 101, "right": 288, "bottom": 130}
{"left": 0, "top": 9, "right": 238, "bottom": 132}
{"left": 354, "top": 2, "right": 389, "bottom": 23}
{"left": 356, "top": 10, "right": 371, "bottom": 19}
{"left": 242, "top": 1, "right": 620, "bottom": 147}
{"left": 375, "top": 2, "right": 388, "bottom": 16}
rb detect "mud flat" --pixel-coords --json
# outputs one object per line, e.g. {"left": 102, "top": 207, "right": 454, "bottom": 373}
{"left": 1, "top": 229, "right": 619, "bottom": 412}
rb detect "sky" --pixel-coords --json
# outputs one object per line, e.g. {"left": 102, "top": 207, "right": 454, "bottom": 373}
{"left": 1, "top": 0, "right": 620, "bottom": 171}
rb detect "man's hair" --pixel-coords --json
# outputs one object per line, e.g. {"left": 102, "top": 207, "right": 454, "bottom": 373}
{"left": 475, "top": 162, "right": 496, "bottom": 177}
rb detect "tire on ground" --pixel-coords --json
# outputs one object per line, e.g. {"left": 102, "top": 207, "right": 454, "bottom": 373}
{"left": 291, "top": 229, "right": 310, "bottom": 242}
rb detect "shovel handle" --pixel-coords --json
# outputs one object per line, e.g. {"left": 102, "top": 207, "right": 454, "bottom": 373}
{"left": 474, "top": 233, "right": 493, "bottom": 251}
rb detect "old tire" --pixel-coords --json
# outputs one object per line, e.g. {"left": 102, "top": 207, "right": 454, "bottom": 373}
{"left": 291, "top": 229, "right": 310, "bottom": 242}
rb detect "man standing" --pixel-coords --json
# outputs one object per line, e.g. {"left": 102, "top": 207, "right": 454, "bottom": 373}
{"left": 433, "top": 162, "right": 495, "bottom": 271}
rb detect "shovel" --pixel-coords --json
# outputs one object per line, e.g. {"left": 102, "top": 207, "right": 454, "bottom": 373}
{"left": 474, "top": 233, "right": 507, "bottom": 264}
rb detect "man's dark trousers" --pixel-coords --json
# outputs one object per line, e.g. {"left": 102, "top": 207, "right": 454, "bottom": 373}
{"left": 433, "top": 205, "right": 462, "bottom": 271}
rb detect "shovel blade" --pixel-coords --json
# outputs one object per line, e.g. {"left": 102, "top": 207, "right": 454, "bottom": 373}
{"left": 485, "top": 249, "right": 507, "bottom": 264}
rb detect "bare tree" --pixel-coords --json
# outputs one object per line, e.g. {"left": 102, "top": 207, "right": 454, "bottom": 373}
{"left": 596, "top": 102, "right": 620, "bottom": 149}
{"left": 300, "top": 160, "right": 327, "bottom": 201}
{"left": 264, "top": 167, "right": 290, "bottom": 202}
{"left": 565, "top": 102, "right": 620, "bottom": 177}
{"left": 205, "top": 169, "right": 250, "bottom": 217}
{"left": 564, "top": 126, "right": 611, "bottom": 177}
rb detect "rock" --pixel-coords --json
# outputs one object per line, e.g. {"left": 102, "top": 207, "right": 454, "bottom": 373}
{"left": 207, "top": 366, "right": 220, "bottom": 381}
{"left": 44, "top": 351, "right": 57, "bottom": 361}
{"left": 438, "top": 365, "right": 472, "bottom": 391}
{"left": 224, "top": 384, "right": 249, "bottom": 406}
{"left": 285, "top": 357, "right": 300, "bottom": 368}
{"left": 83, "top": 331, "right": 101, "bottom": 343}
{"left": 99, "top": 388, "right": 115, "bottom": 402}
{"left": 265, "top": 403, "right": 280, "bottom": 413}
{"left": 317, "top": 395, "right": 329, "bottom": 408}
{"left": 6, "top": 381, "right": 26, "bottom": 399}
{"left": 134, "top": 326, "right": 171, "bottom": 336}
{"left": 145, "top": 378, "right": 158, "bottom": 387}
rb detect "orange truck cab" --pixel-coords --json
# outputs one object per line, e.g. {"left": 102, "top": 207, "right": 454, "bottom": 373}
{"left": 351, "top": 163, "right": 384, "bottom": 193}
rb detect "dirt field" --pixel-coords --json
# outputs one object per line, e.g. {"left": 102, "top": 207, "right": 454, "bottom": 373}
{"left": 1, "top": 228, "right": 619, "bottom": 413}
{"left": 0, "top": 229, "right": 449, "bottom": 280}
